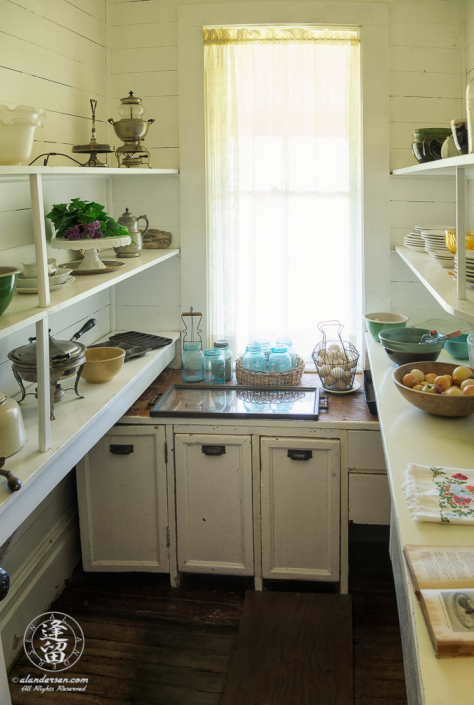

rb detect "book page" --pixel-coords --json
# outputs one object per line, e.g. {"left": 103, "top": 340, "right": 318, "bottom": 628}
{"left": 420, "top": 589, "right": 474, "bottom": 646}
{"left": 404, "top": 545, "right": 474, "bottom": 591}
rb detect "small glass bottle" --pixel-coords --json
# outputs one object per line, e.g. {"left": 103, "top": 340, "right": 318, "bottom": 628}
{"left": 181, "top": 342, "right": 205, "bottom": 382}
{"left": 269, "top": 346, "right": 292, "bottom": 372}
{"left": 213, "top": 340, "right": 233, "bottom": 381}
{"left": 276, "top": 337, "right": 297, "bottom": 368}
{"left": 204, "top": 348, "right": 225, "bottom": 383}
{"left": 254, "top": 337, "right": 271, "bottom": 369}
{"left": 242, "top": 344, "right": 266, "bottom": 371}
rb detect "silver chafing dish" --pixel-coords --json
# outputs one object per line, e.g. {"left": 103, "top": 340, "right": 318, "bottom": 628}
{"left": 8, "top": 318, "right": 96, "bottom": 420}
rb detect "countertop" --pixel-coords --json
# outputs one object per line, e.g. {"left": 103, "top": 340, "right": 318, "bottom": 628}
{"left": 367, "top": 334, "right": 474, "bottom": 705}
{"left": 124, "top": 369, "right": 378, "bottom": 425}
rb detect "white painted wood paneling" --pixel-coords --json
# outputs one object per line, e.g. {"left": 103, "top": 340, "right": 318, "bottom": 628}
{"left": 175, "top": 433, "right": 254, "bottom": 575}
{"left": 348, "top": 430, "right": 386, "bottom": 472}
{"left": 77, "top": 425, "right": 169, "bottom": 571}
{"left": 260, "top": 437, "right": 340, "bottom": 582}
{"left": 349, "top": 473, "right": 391, "bottom": 524}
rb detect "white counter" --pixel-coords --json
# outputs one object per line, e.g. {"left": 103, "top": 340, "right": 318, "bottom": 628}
{"left": 367, "top": 334, "right": 474, "bottom": 705}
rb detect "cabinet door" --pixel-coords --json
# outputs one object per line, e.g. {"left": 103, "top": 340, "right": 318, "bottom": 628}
{"left": 76, "top": 426, "right": 169, "bottom": 572}
{"left": 175, "top": 434, "right": 253, "bottom": 575}
{"left": 261, "top": 438, "right": 340, "bottom": 581}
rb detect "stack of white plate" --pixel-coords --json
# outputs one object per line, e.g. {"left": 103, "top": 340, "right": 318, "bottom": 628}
{"left": 454, "top": 251, "right": 474, "bottom": 288}
{"left": 416, "top": 224, "right": 454, "bottom": 254}
{"left": 403, "top": 230, "right": 425, "bottom": 252}
{"left": 429, "top": 250, "right": 455, "bottom": 268}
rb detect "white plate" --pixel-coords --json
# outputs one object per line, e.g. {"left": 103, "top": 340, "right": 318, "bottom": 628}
{"left": 16, "top": 276, "right": 75, "bottom": 294}
{"left": 320, "top": 380, "right": 361, "bottom": 395}
{"left": 415, "top": 224, "right": 454, "bottom": 231}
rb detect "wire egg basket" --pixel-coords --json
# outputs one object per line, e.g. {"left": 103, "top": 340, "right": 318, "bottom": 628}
{"left": 312, "top": 320, "right": 359, "bottom": 392}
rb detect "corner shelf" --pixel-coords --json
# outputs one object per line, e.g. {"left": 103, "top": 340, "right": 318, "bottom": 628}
{"left": 0, "top": 248, "right": 180, "bottom": 341}
{"left": 392, "top": 153, "right": 474, "bottom": 178}
{"left": 0, "top": 166, "right": 179, "bottom": 182}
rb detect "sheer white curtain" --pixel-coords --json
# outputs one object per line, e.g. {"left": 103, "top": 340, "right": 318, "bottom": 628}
{"left": 204, "top": 27, "right": 362, "bottom": 362}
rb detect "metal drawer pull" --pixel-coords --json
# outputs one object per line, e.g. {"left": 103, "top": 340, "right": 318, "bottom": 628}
{"left": 202, "top": 445, "right": 226, "bottom": 456}
{"left": 288, "top": 449, "right": 312, "bottom": 461}
{"left": 110, "top": 444, "right": 134, "bottom": 455}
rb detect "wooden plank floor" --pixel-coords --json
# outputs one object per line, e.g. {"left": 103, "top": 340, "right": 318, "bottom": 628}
{"left": 8, "top": 542, "right": 407, "bottom": 705}
{"left": 221, "top": 592, "right": 352, "bottom": 705}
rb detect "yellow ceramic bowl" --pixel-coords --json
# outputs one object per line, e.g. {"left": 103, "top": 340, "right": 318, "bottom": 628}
{"left": 82, "top": 347, "right": 125, "bottom": 384}
{"left": 445, "top": 230, "right": 474, "bottom": 254}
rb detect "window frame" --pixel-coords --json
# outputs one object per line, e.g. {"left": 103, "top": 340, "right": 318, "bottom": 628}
{"left": 178, "top": 2, "right": 390, "bottom": 346}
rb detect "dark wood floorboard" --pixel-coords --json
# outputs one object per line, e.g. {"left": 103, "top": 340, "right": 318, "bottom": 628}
{"left": 8, "top": 541, "right": 407, "bottom": 705}
{"left": 221, "top": 592, "right": 352, "bottom": 705}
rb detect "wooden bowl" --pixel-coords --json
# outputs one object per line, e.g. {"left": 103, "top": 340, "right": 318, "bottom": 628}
{"left": 82, "top": 347, "right": 125, "bottom": 384}
{"left": 392, "top": 361, "right": 474, "bottom": 417}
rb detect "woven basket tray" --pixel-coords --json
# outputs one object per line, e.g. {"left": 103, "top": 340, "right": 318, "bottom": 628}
{"left": 235, "top": 355, "right": 305, "bottom": 387}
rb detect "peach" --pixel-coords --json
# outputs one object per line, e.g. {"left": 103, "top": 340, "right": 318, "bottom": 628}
{"left": 453, "top": 366, "right": 474, "bottom": 386}
{"left": 413, "top": 384, "right": 424, "bottom": 391}
{"left": 410, "top": 369, "right": 425, "bottom": 383}
{"left": 460, "top": 379, "right": 474, "bottom": 391}
{"left": 425, "top": 373, "right": 438, "bottom": 384}
{"left": 434, "top": 376, "right": 451, "bottom": 392}
{"left": 403, "top": 374, "right": 419, "bottom": 388}
{"left": 445, "top": 386, "right": 464, "bottom": 396}
{"left": 444, "top": 374, "right": 453, "bottom": 385}
{"left": 463, "top": 385, "right": 474, "bottom": 395}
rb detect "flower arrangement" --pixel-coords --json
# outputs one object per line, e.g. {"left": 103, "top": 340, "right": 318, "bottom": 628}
{"left": 46, "top": 198, "right": 130, "bottom": 242}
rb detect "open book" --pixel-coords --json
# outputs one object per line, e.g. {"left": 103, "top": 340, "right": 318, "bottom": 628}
{"left": 404, "top": 545, "right": 474, "bottom": 658}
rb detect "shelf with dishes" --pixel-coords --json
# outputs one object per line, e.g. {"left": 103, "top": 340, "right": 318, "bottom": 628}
{"left": 0, "top": 248, "right": 180, "bottom": 342}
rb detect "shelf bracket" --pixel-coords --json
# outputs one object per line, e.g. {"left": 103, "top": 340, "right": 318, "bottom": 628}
{"left": 455, "top": 166, "right": 466, "bottom": 301}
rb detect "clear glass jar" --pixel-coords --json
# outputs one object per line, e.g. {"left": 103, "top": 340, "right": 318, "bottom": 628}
{"left": 269, "top": 346, "right": 292, "bottom": 372}
{"left": 204, "top": 348, "right": 225, "bottom": 383}
{"left": 214, "top": 340, "right": 233, "bottom": 381}
{"left": 253, "top": 337, "right": 271, "bottom": 369}
{"left": 181, "top": 342, "right": 205, "bottom": 383}
{"left": 276, "top": 337, "right": 297, "bottom": 368}
{"left": 242, "top": 344, "right": 266, "bottom": 371}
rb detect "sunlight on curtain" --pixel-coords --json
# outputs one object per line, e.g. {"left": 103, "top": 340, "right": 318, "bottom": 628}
{"left": 204, "top": 27, "right": 361, "bottom": 362}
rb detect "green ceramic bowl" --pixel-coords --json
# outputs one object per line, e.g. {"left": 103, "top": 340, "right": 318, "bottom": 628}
{"left": 444, "top": 334, "right": 469, "bottom": 360}
{"left": 378, "top": 327, "right": 446, "bottom": 353}
{"left": 363, "top": 312, "right": 408, "bottom": 342}
{"left": 0, "top": 267, "right": 21, "bottom": 315}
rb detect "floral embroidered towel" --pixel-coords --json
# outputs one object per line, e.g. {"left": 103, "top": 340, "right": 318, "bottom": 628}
{"left": 403, "top": 464, "right": 474, "bottom": 524}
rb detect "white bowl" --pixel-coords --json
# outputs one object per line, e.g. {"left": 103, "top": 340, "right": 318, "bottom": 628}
{"left": 17, "top": 269, "right": 72, "bottom": 288}
{"left": 22, "top": 258, "right": 57, "bottom": 278}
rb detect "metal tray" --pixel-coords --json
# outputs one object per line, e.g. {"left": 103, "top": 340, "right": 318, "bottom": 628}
{"left": 150, "top": 384, "right": 322, "bottom": 420}
{"left": 88, "top": 340, "right": 151, "bottom": 362}
{"left": 363, "top": 369, "right": 377, "bottom": 415}
{"left": 109, "top": 331, "right": 173, "bottom": 349}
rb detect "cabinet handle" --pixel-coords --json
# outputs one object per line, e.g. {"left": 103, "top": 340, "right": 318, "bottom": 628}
{"left": 110, "top": 444, "right": 134, "bottom": 455}
{"left": 287, "top": 449, "right": 312, "bottom": 461}
{"left": 202, "top": 445, "right": 226, "bottom": 456}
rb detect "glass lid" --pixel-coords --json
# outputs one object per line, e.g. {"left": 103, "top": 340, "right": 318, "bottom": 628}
{"left": 151, "top": 385, "right": 321, "bottom": 420}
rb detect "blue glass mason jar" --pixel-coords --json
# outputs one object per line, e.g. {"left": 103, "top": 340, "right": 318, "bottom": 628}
{"left": 181, "top": 342, "right": 205, "bottom": 382}
{"left": 213, "top": 340, "right": 233, "bottom": 381}
{"left": 276, "top": 337, "right": 297, "bottom": 368}
{"left": 242, "top": 344, "right": 266, "bottom": 371}
{"left": 269, "top": 346, "right": 292, "bottom": 372}
{"left": 204, "top": 348, "right": 225, "bottom": 383}
{"left": 254, "top": 337, "right": 271, "bottom": 369}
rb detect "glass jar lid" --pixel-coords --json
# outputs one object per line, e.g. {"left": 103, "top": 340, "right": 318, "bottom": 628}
{"left": 214, "top": 340, "right": 229, "bottom": 348}
{"left": 118, "top": 91, "right": 145, "bottom": 119}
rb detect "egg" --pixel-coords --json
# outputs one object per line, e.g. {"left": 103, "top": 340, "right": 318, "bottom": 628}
{"left": 318, "top": 350, "right": 328, "bottom": 362}
{"left": 335, "top": 378, "right": 349, "bottom": 390}
{"left": 328, "top": 344, "right": 340, "bottom": 352}
{"left": 343, "top": 369, "right": 353, "bottom": 381}
{"left": 327, "top": 351, "right": 339, "bottom": 362}
{"left": 319, "top": 364, "right": 331, "bottom": 378}
{"left": 331, "top": 366, "right": 345, "bottom": 379}
{"left": 323, "top": 374, "right": 336, "bottom": 387}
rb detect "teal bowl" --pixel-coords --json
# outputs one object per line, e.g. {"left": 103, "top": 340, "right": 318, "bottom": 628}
{"left": 444, "top": 334, "right": 469, "bottom": 360}
{"left": 378, "top": 327, "right": 446, "bottom": 353}
{"left": 363, "top": 312, "right": 408, "bottom": 342}
{"left": 0, "top": 267, "right": 21, "bottom": 315}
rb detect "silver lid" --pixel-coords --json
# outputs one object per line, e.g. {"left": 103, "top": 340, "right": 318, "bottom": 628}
{"left": 9, "top": 335, "right": 84, "bottom": 365}
{"left": 214, "top": 340, "right": 230, "bottom": 348}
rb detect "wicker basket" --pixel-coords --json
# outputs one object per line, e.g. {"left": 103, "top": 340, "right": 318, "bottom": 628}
{"left": 235, "top": 355, "right": 305, "bottom": 387}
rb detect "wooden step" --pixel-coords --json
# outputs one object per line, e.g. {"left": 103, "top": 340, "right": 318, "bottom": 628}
{"left": 221, "top": 591, "right": 353, "bottom": 705}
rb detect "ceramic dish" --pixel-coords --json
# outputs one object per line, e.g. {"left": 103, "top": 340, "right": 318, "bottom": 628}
{"left": 58, "top": 261, "right": 125, "bottom": 275}
{"left": 82, "top": 347, "right": 126, "bottom": 383}
{"left": 444, "top": 334, "right": 469, "bottom": 360}
{"left": 392, "top": 362, "right": 474, "bottom": 417}
{"left": 363, "top": 312, "right": 408, "bottom": 342}
{"left": 17, "top": 269, "right": 73, "bottom": 288}
{"left": 16, "top": 276, "right": 75, "bottom": 294}
{"left": 378, "top": 327, "right": 446, "bottom": 353}
{"left": 21, "top": 258, "right": 57, "bottom": 278}
{"left": 322, "top": 380, "right": 361, "bottom": 395}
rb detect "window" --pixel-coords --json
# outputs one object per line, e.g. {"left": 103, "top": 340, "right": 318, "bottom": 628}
{"left": 204, "top": 26, "right": 361, "bottom": 362}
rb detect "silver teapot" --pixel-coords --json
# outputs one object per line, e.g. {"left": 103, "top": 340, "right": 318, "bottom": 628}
{"left": 113, "top": 208, "right": 149, "bottom": 258}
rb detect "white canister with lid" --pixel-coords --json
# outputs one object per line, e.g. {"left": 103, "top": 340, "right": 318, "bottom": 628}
{"left": 0, "top": 391, "right": 26, "bottom": 457}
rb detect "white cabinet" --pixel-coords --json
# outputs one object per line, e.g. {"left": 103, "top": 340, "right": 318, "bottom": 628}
{"left": 348, "top": 430, "right": 391, "bottom": 525}
{"left": 260, "top": 438, "right": 341, "bottom": 582}
{"left": 77, "top": 426, "right": 169, "bottom": 572}
{"left": 174, "top": 434, "right": 254, "bottom": 575}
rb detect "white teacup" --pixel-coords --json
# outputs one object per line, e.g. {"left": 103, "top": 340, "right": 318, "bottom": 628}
{"left": 22, "top": 258, "right": 57, "bottom": 278}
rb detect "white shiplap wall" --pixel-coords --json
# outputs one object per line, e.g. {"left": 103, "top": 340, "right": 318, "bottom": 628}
{"left": 109, "top": 0, "right": 466, "bottom": 327}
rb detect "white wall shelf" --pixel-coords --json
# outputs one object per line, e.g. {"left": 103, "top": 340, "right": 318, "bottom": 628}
{"left": 0, "top": 248, "right": 180, "bottom": 341}
{"left": 392, "top": 153, "right": 474, "bottom": 179}
{"left": 395, "top": 245, "right": 474, "bottom": 326}
{"left": 0, "top": 331, "right": 179, "bottom": 546}
{"left": 0, "top": 166, "right": 179, "bottom": 182}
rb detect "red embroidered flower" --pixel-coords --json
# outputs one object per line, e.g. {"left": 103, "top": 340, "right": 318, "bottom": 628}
{"left": 452, "top": 473, "right": 468, "bottom": 481}
{"left": 453, "top": 495, "right": 472, "bottom": 506}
